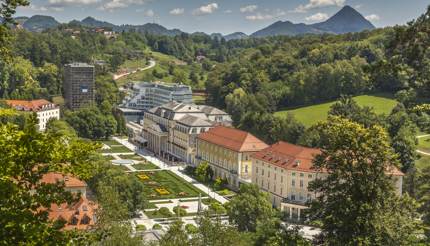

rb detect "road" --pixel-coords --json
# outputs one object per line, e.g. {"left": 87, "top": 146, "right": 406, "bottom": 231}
{"left": 113, "top": 59, "right": 156, "bottom": 81}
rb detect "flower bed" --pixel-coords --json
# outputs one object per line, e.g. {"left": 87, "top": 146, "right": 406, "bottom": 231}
{"left": 138, "top": 174, "right": 150, "bottom": 180}
{"left": 155, "top": 188, "right": 170, "bottom": 195}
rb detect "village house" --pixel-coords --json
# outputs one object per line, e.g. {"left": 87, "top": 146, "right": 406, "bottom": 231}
{"left": 6, "top": 99, "right": 60, "bottom": 131}
{"left": 39, "top": 172, "right": 98, "bottom": 230}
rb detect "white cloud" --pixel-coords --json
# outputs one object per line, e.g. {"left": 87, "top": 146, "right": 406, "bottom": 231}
{"left": 20, "top": 3, "right": 64, "bottom": 11}
{"left": 48, "top": 0, "right": 99, "bottom": 6}
{"left": 193, "top": 3, "right": 218, "bottom": 16}
{"left": 224, "top": 9, "right": 232, "bottom": 14}
{"left": 294, "top": 0, "right": 345, "bottom": 13}
{"left": 246, "top": 9, "right": 286, "bottom": 21}
{"left": 305, "top": 12, "right": 328, "bottom": 21}
{"left": 240, "top": 5, "right": 257, "bottom": 13}
{"left": 365, "top": 14, "right": 380, "bottom": 21}
{"left": 144, "top": 9, "right": 154, "bottom": 17}
{"left": 98, "top": 0, "right": 148, "bottom": 11}
{"left": 169, "top": 8, "right": 184, "bottom": 15}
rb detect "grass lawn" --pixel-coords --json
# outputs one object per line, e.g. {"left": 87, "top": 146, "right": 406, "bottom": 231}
{"left": 100, "top": 140, "right": 123, "bottom": 147}
{"left": 132, "top": 162, "right": 159, "bottom": 170}
{"left": 275, "top": 94, "right": 398, "bottom": 128}
{"left": 100, "top": 145, "right": 132, "bottom": 153}
{"left": 136, "top": 170, "right": 206, "bottom": 200}
{"left": 119, "top": 154, "right": 144, "bottom": 161}
{"left": 417, "top": 136, "right": 430, "bottom": 153}
{"left": 116, "top": 165, "right": 130, "bottom": 171}
{"left": 416, "top": 155, "right": 430, "bottom": 171}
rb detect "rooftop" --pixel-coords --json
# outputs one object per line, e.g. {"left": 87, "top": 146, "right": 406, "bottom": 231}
{"left": 47, "top": 196, "right": 98, "bottom": 230}
{"left": 65, "top": 62, "right": 94, "bottom": 68}
{"left": 252, "top": 141, "right": 320, "bottom": 173}
{"left": 198, "top": 126, "right": 268, "bottom": 152}
{"left": 253, "top": 141, "right": 404, "bottom": 176}
{"left": 40, "top": 172, "right": 87, "bottom": 188}
{"left": 177, "top": 114, "right": 213, "bottom": 127}
{"left": 6, "top": 99, "right": 57, "bottom": 112}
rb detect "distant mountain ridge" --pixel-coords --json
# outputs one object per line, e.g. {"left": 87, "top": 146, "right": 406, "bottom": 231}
{"left": 14, "top": 6, "right": 374, "bottom": 38}
{"left": 251, "top": 5, "right": 375, "bottom": 37}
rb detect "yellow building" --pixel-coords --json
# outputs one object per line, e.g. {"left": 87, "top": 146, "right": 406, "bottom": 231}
{"left": 196, "top": 126, "right": 268, "bottom": 189}
{"left": 251, "top": 141, "right": 405, "bottom": 220}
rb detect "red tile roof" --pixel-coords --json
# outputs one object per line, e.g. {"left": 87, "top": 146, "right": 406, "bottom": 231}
{"left": 252, "top": 141, "right": 321, "bottom": 173}
{"left": 6, "top": 99, "right": 56, "bottom": 112}
{"left": 41, "top": 172, "right": 87, "bottom": 188}
{"left": 197, "top": 126, "right": 268, "bottom": 152}
{"left": 47, "top": 196, "right": 98, "bottom": 230}
{"left": 252, "top": 141, "right": 404, "bottom": 176}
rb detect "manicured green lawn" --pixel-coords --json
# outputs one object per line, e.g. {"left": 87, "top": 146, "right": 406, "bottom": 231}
{"left": 417, "top": 136, "right": 430, "bottom": 153}
{"left": 136, "top": 170, "right": 206, "bottom": 200}
{"left": 416, "top": 155, "right": 430, "bottom": 171}
{"left": 119, "top": 154, "right": 144, "bottom": 161}
{"left": 100, "top": 145, "right": 132, "bottom": 153}
{"left": 100, "top": 140, "right": 122, "bottom": 147}
{"left": 116, "top": 165, "right": 131, "bottom": 171}
{"left": 132, "top": 162, "right": 159, "bottom": 170}
{"left": 275, "top": 94, "right": 398, "bottom": 128}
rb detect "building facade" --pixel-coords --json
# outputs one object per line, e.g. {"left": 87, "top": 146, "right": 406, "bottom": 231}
{"left": 141, "top": 102, "right": 232, "bottom": 164}
{"left": 64, "top": 63, "right": 95, "bottom": 110}
{"left": 6, "top": 99, "right": 60, "bottom": 131}
{"left": 251, "top": 141, "right": 404, "bottom": 220}
{"left": 122, "top": 81, "right": 193, "bottom": 112}
{"left": 196, "top": 126, "right": 268, "bottom": 190}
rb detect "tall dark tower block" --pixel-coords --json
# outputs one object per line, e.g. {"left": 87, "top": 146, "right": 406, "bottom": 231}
{"left": 64, "top": 63, "right": 95, "bottom": 110}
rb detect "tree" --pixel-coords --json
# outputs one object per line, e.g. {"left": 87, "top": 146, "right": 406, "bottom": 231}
{"left": 226, "top": 184, "right": 274, "bottom": 232}
{"left": 45, "top": 119, "right": 77, "bottom": 139}
{"left": 417, "top": 166, "right": 430, "bottom": 240}
{"left": 195, "top": 161, "right": 213, "bottom": 183}
{"left": 158, "top": 221, "right": 190, "bottom": 246}
{"left": 0, "top": 116, "right": 98, "bottom": 245}
{"left": 0, "top": 0, "right": 28, "bottom": 60}
{"left": 308, "top": 116, "right": 421, "bottom": 245}
{"left": 254, "top": 218, "right": 311, "bottom": 246}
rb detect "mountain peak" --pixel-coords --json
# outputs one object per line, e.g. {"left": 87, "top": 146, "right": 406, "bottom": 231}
{"left": 311, "top": 5, "right": 375, "bottom": 34}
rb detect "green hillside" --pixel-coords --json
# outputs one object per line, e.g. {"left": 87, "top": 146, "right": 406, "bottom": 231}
{"left": 275, "top": 94, "right": 398, "bottom": 127}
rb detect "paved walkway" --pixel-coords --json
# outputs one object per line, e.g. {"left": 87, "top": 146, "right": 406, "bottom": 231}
{"left": 112, "top": 137, "right": 229, "bottom": 205}
{"left": 113, "top": 60, "right": 156, "bottom": 80}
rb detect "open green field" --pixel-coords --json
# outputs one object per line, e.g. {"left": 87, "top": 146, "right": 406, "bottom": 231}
{"left": 275, "top": 95, "right": 398, "bottom": 127}
{"left": 417, "top": 136, "right": 430, "bottom": 153}
{"left": 416, "top": 155, "right": 430, "bottom": 170}
{"left": 116, "top": 50, "right": 207, "bottom": 89}
{"left": 118, "top": 154, "right": 145, "bottom": 161}
{"left": 100, "top": 145, "right": 131, "bottom": 153}
{"left": 136, "top": 170, "right": 206, "bottom": 200}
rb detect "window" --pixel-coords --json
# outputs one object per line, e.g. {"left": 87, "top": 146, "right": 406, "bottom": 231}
{"left": 300, "top": 173, "right": 304, "bottom": 177}
{"left": 281, "top": 176, "right": 283, "bottom": 183}
{"left": 291, "top": 194, "right": 296, "bottom": 201}
{"left": 274, "top": 174, "right": 276, "bottom": 180}
{"left": 256, "top": 167, "right": 259, "bottom": 174}
{"left": 300, "top": 180, "right": 304, "bottom": 188}
{"left": 292, "top": 172, "right": 296, "bottom": 176}
{"left": 245, "top": 165, "right": 248, "bottom": 173}
{"left": 262, "top": 169, "right": 264, "bottom": 176}
{"left": 308, "top": 174, "right": 313, "bottom": 179}
{"left": 292, "top": 180, "right": 295, "bottom": 187}
{"left": 268, "top": 171, "right": 270, "bottom": 178}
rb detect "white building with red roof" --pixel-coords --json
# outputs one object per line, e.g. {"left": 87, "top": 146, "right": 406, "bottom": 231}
{"left": 6, "top": 99, "right": 60, "bottom": 131}
{"left": 196, "top": 126, "right": 268, "bottom": 189}
{"left": 251, "top": 141, "right": 404, "bottom": 220}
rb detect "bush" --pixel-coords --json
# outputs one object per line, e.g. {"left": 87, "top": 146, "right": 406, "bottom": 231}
{"left": 185, "top": 224, "right": 198, "bottom": 234}
{"left": 152, "top": 224, "right": 162, "bottom": 230}
{"left": 173, "top": 206, "right": 187, "bottom": 217}
{"left": 184, "top": 166, "right": 196, "bottom": 176}
{"left": 135, "top": 224, "right": 146, "bottom": 231}
{"left": 158, "top": 207, "right": 172, "bottom": 217}
{"left": 209, "top": 202, "right": 226, "bottom": 215}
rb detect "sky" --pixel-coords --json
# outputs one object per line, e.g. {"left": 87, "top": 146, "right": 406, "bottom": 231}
{"left": 15, "top": 0, "right": 430, "bottom": 35}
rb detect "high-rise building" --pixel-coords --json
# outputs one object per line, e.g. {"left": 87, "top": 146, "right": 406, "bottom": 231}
{"left": 64, "top": 63, "right": 95, "bottom": 110}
